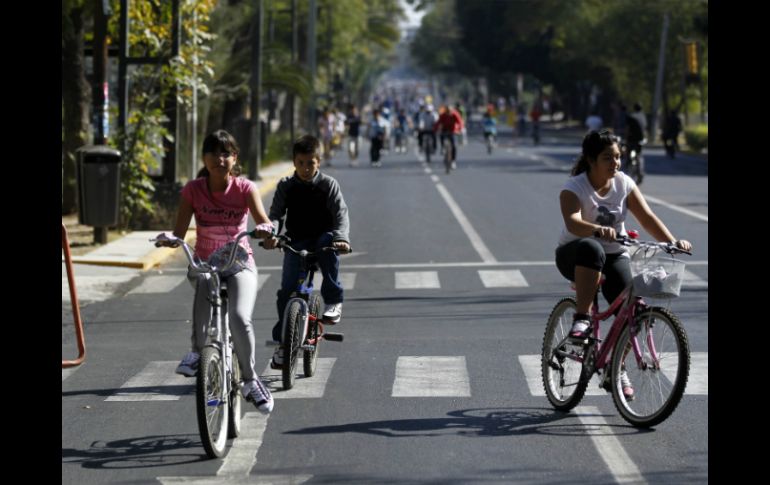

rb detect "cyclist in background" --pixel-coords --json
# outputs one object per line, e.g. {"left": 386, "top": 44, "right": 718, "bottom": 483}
{"left": 482, "top": 107, "right": 497, "bottom": 150}
{"left": 555, "top": 130, "right": 692, "bottom": 398}
{"left": 434, "top": 104, "right": 463, "bottom": 168}
{"left": 156, "top": 129, "right": 275, "bottom": 413}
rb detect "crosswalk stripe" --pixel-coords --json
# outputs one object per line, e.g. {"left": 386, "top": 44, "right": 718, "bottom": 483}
{"left": 128, "top": 275, "right": 184, "bottom": 295}
{"left": 659, "top": 352, "right": 708, "bottom": 394}
{"left": 519, "top": 352, "right": 708, "bottom": 397}
{"left": 261, "top": 358, "right": 336, "bottom": 398}
{"left": 478, "top": 269, "right": 529, "bottom": 288}
{"left": 318, "top": 272, "right": 357, "bottom": 290}
{"left": 518, "top": 355, "right": 606, "bottom": 396}
{"left": 682, "top": 269, "right": 708, "bottom": 288}
{"left": 392, "top": 356, "right": 471, "bottom": 397}
{"left": 105, "top": 361, "right": 192, "bottom": 401}
{"left": 395, "top": 271, "right": 440, "bottom": 289}
{"left": 258, "top": 273, "right": 271, "bottom": 292}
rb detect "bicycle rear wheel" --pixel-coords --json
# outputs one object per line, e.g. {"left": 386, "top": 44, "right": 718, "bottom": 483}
{"left": 303, "top": 294, "right": 321, "bottom": 377}
{"left": 541, "top": 297, "right": 589, "bottom": 411}
{"left": 227, "top": 348, "right": 242, "bottom": 439}
{"left": 282, "top": 300, "right": 304, "bottom": 390}
{"left": 196, "top": 347, "right": 229, "bottom": 458}
{"left": 611, "top": 307, "right": 689, "bottom": 428}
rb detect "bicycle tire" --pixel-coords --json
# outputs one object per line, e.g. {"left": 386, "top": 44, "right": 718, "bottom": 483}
{"left": 282, "top": 300, "right": 304, "bottom": 390}
{"left": 444, "top": 144, "right": 451, "bottom": 174}
{"left": 610, "top": 306, "right": 689, "bottom": 428}
{"left": 425, "top": 138, "right": 432, "bottom": 164}
{"left": 196, "top": 346, "right": 229, "bottom": 458}
{"left": 303, "top": 294, "right": 322, "bottom": 377}
{"left": 227, "top": 348, "right": 241, "bottom": 439}
{"left": 541, "top": 297, "right": 589, "bottom": 411}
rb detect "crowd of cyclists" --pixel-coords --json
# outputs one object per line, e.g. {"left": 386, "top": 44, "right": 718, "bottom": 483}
{"left": 314, "top": 94, "right": 552, "bottom": 168}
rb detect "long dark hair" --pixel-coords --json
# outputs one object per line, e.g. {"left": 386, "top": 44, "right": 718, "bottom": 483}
{"left": 197, "top": 129, "right": 242, "bottom": 178}
{"left": 570, "top": 130, "right": 618, "bottom": 176}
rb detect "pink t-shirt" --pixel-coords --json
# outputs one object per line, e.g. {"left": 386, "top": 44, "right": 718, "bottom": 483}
{"left": 181, "top": 176, "right": 255, "bottom": 263}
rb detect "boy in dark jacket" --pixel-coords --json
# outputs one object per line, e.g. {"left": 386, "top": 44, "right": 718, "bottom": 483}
{"left": 263, "top": 134, "right": 351, "bottom": 368}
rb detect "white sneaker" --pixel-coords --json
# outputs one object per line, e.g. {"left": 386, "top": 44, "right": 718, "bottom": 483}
{"left": 270, "top": 347, "right": 284, "bottom": 369}
{"left": 620, "top": 370, "right": 635, "bottom": 401}
{"left": 241, "top": 379, "right": 274, "bottom": 414}
{"left": 322, "top": 302, "right": 343, "bottom": 323}
{"left": 175, "top": 351, "right": 199, "bottom": 377}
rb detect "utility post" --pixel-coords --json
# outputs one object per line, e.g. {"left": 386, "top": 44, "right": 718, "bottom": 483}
{"left": 651, "top": 12, "right": 669, "bottom": 144}
{"left": 289, "top": 0, "right": 297, "bottom": 143}
{"left": 307, "top": 0, "right": 318, "bottom": 135}
{"left": 249, "top": 0, "right": 264, "bottom": 180}
{"left": 92, "top": 0, "right": 112, "bottom": 244}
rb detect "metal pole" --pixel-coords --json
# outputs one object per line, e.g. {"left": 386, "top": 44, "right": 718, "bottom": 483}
{"left": 307, "top": 0, "right": 317, "bottom": 134}
{"left": 249, "top": 0, "right": 264, "bottom": 180}
{"left": 289, "top": 0, "right": 297, "bottom": 143}
{"left": 650, "top": 12, "right": 669, "bottom": 143}
{"left": 191, "top": 7, "right": 198, "bottom": 181}
{"left": 118, "top": 0, "right": 129, "bottom": 149}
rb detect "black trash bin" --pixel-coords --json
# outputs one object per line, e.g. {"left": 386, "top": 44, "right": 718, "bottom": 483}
{"left": 76, "top": 145, "right": 122, "bottom": 227}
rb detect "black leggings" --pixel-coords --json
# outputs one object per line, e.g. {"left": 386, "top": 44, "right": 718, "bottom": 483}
{"left": 555, "top": 238, "right": 632, "bottom": 306}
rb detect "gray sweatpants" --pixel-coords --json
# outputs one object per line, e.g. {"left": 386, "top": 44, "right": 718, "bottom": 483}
{"left": 188, "top": 266, "right": 259, "bottom": 381}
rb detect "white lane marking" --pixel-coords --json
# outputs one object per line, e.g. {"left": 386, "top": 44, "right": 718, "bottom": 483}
{"left": 163, "top": 260, "right": 708, "bottom": 271}
{"left": 576, "top": 406, "right": 648, "bottom": 484}
{"left": 478, "top": 269, "right": 529, "bottom": 288}
{"left": 105, "top": 362, "right": 192, "bottom": 401}
{"left": 395, "top": 271, "right": 440, "bottom": 289}
{"left": 158, "top": 413, "right": 313, "bottom": 484}
{"left": 392, "top": 356, "right": 471, "bottom": 397}
{"left": 659, "top": 351, "right": 708, "bottom": 395}
{"left": 644, "top": 195, "right": 708, "bottom": 222}
{"left": 216, "top": 412, "right": 267, "bottom": 477}
{"left": 261, "top": 358, "right": 336, "bottom": 398}
{"left": 62, "top": 366, "right": 81, "bottom": 382}
{"left": 518, "top": 355, "right": 606, "bottom": 397}
{"left": 432, "top": 181, "right": 498, "bottom": 263}
{"left": 128, "top": 276, "right": 184, "bottom": 295}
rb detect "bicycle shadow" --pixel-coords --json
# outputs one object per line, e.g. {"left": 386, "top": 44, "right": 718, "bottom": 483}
{"left": 62, "top": 434, "right": 208, "bottom": 469}
{"left": 285, "top": 407, "right": 653, "bottom": 439}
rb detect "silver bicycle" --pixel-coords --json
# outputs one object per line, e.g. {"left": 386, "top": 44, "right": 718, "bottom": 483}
{"left": 151, "top": 230, "right": 261, "bottom": 458}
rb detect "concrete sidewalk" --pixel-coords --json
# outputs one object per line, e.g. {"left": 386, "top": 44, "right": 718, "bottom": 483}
{"left": 63, "top": 161, "right": 295, "bottom": 271}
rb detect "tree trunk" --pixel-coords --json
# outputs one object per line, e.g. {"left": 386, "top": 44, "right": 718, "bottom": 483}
{"left": 62, "top": 7, "right": 91, "bottom": 215}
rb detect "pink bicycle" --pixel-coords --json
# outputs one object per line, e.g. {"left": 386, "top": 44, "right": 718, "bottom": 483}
{"left": 541, "top": 232, "right": 692, "bottom": 427}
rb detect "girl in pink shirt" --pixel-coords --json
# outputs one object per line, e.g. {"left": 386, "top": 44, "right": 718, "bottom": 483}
{"left": 159, "top": 129, "right": 275, "bottom": 414}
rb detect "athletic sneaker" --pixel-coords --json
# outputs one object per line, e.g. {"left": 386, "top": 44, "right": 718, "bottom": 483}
{"left": 270, "top": 347, "right": 284, "bottom": 369}
{"left": 323, "top": 303, "right": 342, "bottom": 323}
{"left": 241, "top": 379, "right": 274, "bottom": 414}
{"left": 175, "top": 351, "right": 199, "bottom": 377}
{"left": 569, "top": 319, "right": 591, "bottom": 339}
{"left": 619, "top": 370, "right": 635, "bottom": 400}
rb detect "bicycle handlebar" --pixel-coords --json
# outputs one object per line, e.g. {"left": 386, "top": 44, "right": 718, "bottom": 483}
{"left": 614, "top": 234, "right": 692, "bottom": 256}
{"left": 150, "top": 229, "right": 263, "bottom": 274}
{"left": 258, "top": 235, "right": 352, "bottom": 256}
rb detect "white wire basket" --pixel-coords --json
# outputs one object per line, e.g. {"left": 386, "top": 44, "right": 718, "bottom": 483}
{"left": 630, "top": 248, "right": 686, "bottom": 298}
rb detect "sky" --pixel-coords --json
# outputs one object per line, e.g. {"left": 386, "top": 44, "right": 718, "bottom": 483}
{"left": 400, "top": 0, "right": 426, "bottom": 29}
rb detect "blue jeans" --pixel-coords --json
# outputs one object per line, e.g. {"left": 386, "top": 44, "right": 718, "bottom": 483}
{"left": 272, "top": 232, "right": 343, "bottom": 342}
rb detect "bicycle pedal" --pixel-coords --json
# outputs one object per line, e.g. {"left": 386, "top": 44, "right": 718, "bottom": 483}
{"left": 323, "top": 332, "right": 344, "bottom": 342}
{"left": 301, "top": 345, "right": 316, "bottom": 351}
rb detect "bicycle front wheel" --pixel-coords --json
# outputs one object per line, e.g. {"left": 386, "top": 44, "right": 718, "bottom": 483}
{"left": 611, "top": 307, "right": 689, "bottom": 428}
{"left": 303, "top": 294, "right": 321, "bottom": 377}
{"left": 227, "top": 348, "right": 242, "bottom": 439}
{"left": 541, "top": 297, "right": 589, "bottom": 411}
{"left": 282, "top": 300, "right": 304, "bottom": 390}
{"left": 196, "top": 347, "right": 229, "bottom": 458}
